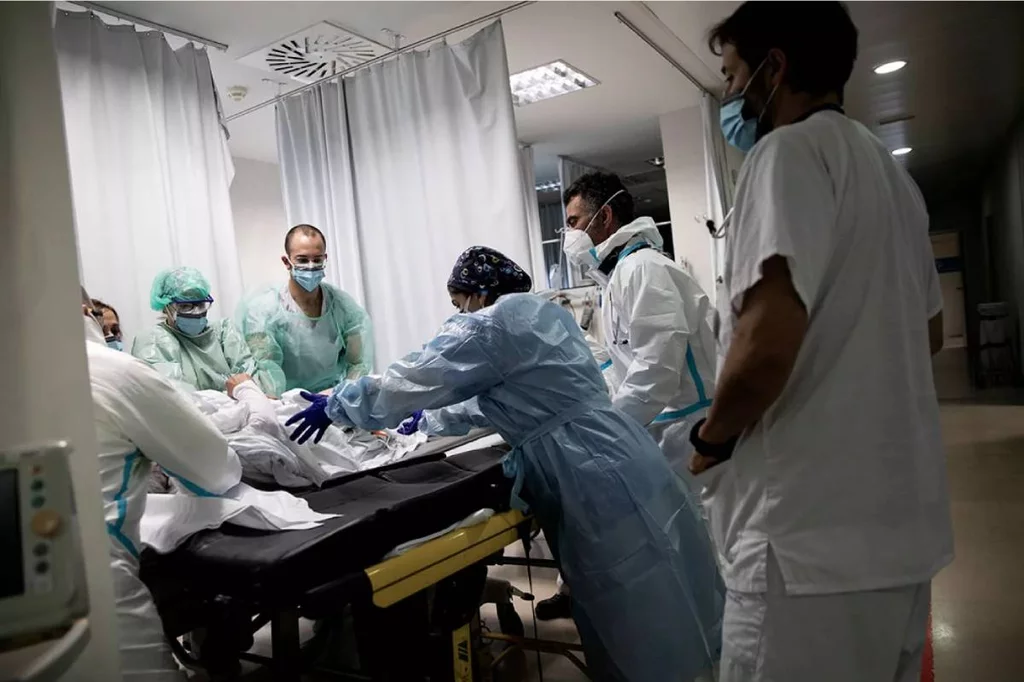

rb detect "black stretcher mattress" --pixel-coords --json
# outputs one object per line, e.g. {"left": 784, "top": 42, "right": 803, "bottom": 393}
{"left": 140, "top": 447, "right": 511, "bottom": 611}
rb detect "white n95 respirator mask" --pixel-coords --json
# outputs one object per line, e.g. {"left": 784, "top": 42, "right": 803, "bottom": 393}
{"left": 562, "top": 229, "right": 600, "bottom": 271}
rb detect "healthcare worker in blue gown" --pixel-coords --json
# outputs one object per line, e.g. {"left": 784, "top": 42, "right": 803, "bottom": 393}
{"left": 287, "top": 246, "right": 724, "bottom": 682}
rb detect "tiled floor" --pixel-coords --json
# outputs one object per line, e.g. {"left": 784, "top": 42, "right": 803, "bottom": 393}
{"left": 931, "top": 398, "right": 1024, "bottom": 682}
{"left": 219, "top": 349, "right": 1024, "bottom": 680}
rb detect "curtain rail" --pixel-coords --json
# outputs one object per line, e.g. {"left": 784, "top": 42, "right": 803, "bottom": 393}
{"left": 224, "top": 1, "right": 535, "bottom": 123}
{"left": 67, "top": 2, "right": 229, "bottom": 50}
{"left": 613, "top": 11, "right": 716, "bottom": 99}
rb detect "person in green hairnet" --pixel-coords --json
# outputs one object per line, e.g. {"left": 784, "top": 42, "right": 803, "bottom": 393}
{"left": 237, "top": 224, "right": 373, "bottom": 393}
{"left": 132, "top": 266, "right": 285, "bottom": 396}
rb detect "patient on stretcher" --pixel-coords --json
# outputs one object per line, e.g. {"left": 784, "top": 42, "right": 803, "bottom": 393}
{"left": 150, "top": 377, "right": 427, "bottom": 490}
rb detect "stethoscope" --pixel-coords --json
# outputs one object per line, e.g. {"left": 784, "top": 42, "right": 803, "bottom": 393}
{"left": 705, "top": 207, "right": 734, "bottom": 240}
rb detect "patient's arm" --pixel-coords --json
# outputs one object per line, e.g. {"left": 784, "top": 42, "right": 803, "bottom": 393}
{"left": 230, "top": 378, "right": 282, "bottom": 435}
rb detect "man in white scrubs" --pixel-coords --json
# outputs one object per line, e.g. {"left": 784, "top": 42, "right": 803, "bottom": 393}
{"left": 83, "top": 289, "right": 242, "bottom": 680}
{"left": 689, "top": 3, "right": 952, "bottom": 681}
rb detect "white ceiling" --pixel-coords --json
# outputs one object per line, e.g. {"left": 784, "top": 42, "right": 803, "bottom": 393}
{"left": 97, "top": 1, "right": 1024, "bottom": 198}
{"left": 647, "top": 1, "right": 1024, "bottom": 196}
{"left": 104, "top": 1, "right": 704, "bottom": 177}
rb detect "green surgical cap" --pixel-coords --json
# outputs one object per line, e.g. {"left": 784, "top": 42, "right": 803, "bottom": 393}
{"left": 149, "top": 267, "right": 212, "bottom": 311}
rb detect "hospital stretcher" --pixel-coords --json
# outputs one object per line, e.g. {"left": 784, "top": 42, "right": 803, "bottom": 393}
{"left": 141, "top": 435, "right": 541, "bottom": 681}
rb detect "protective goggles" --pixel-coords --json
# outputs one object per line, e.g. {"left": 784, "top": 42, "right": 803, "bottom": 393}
{"left": 289, "top": 257, "right": 326, "bottom": 271}
{"left": 171, "top": 299, "right": 213, "bottom": 316}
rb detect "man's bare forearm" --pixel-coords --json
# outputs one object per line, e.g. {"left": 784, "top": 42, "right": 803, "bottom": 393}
{"left": 700, "top": 321, "right": 797, "bottom": 443}
{"left": 700, "top": 257, "right": 808, "bottom": 444}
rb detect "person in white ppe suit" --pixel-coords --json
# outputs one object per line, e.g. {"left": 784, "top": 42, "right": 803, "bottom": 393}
{"left": 536, "top": 172, "right": 716, "bottom": 621}
{"left": 691, "top": 4, "right": 952, "bottom": 681}
{"left": 81, "top": 288, "right": 242, "bottom": 680}
{"left": 563, "top": 172, "right": 715, "bottom": 475}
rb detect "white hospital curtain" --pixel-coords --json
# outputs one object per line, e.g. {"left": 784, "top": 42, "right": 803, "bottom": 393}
{"left": 700, "top": 91, "right": 743, "bottom": 296}
{"left": 55, "top": 11, "right": 240, "bottom": 342}
{"left": 276, "top": 83, "right": 366, "bottom": 305}
{"left": 277, "top": 22, "right": 530, "bottom": 366}
{"left": 538, "top": 202, "right": 568, "bottom": 289}
{"left": 519, "top": 145, "right": 547, "bottom": 288}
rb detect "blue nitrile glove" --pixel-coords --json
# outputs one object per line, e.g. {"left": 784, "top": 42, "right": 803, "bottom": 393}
{"left": 396, "top": 410, "right": 425, "bottom": 436}
{"left": 286, "top": 391, "right": 332, "bottom": 444}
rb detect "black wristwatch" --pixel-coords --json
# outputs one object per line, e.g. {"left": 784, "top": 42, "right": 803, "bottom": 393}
{"left": 689, "top": 418, "right": 738, "bottom": 462}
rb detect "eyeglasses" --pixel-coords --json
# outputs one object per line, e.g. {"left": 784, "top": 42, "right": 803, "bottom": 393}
{"left": 171, "top": 300, "right": 213, "bottom": 316}
{"left": 290, "top": 257, "right": 326, "bottom": 271}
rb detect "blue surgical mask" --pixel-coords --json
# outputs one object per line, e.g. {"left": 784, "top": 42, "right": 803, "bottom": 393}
{"left": 720, "top": 94, "right": 758, "bottom": 153}
{"left": 106, "top": 337, "right": 124, "bottom": 351}
{"left": 174, "top": 315, "right": 208, "bottom": 336}
{"left": 720, "top": 58, "right": 778, "bottom": 153}
{"left": 292, "top": 267, "right": 326, "bottom": 292}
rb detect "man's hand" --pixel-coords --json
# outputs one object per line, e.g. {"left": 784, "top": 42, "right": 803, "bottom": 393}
{"left": 225, "top": 373, "right": 253, "bottom": 397}
{"left": 688, "top": 419, "right": 733, "bottom": 474}
{"left": 688, "top": 452, "right": 720, "bottom": 475}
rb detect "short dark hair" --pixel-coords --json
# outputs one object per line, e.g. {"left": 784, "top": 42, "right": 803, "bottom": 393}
{"left": 562, "top": 172, "right": 635, "bottom": 226}
{"left": 284, "top": 224, "right": 327, "bottom": 256}
{"left": 708, "top": 1, "right": 858, "bottom": 98}
{"left": 91, "top": 298, "right": 118, "bottom": 320}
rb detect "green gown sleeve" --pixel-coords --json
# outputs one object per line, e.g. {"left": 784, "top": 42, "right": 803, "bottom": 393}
{"left": 131, "top": 325, "right": 188, "bottom": 386}
{"left": 219, "top": 319, "right": 285, "bottom": 397}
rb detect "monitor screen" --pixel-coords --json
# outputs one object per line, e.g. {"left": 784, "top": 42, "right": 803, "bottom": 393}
{"left": 0, "top": 470, "right": 24, "bottom": 600}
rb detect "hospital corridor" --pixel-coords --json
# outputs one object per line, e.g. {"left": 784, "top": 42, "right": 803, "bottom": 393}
{"left": 3, "top": 1, "right": 1024, "bottom": 682}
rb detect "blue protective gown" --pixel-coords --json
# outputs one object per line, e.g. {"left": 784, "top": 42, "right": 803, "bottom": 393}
{"left": 326, "top": 293, "right": 723, "bottom": 681}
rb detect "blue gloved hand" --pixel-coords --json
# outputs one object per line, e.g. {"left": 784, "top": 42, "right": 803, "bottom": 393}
{"left": 396, "top": 410, "right": 425, "bottom": 436}
{"left": 285, "top": 391, "right": 333, "bottom": 445}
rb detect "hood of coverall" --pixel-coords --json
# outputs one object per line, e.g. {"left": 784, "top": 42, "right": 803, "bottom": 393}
{"left": 589, "top": 216, "right": 664, "bottom": 280}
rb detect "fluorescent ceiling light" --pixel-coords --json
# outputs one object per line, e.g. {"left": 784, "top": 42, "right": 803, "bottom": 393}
{"left": 891, "top": 147, "right": 913, "bottom": 156}
{"left": 535, "top": 181, "right": 561, "bottom": 193}
{"left": 510, "top": 60, "right": 598, "bottom": 107}
{"left": 873, "top": 60, "right": 906, "bottom": 75}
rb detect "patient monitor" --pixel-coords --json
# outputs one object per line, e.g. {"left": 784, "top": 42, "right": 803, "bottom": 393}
{"left": 0, "top": 442, "right": 88, "bottom": 641}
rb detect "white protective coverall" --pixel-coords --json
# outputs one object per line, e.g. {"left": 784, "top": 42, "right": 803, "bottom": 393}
{"left": 588, "top": 217, "right": 716, "bottom": 487}
{"left": 84, "top": 315, "right": 242, "bottom": 680}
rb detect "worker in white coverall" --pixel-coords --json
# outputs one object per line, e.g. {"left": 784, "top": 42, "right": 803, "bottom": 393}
{"left": 691, "top": 3, "right": 953, "bottom": 681}
{"left": 81, "top": 288, "right": 242, "bottom": 680}
{"left": 536, "top": 172, "right": 716, "bottom": 621}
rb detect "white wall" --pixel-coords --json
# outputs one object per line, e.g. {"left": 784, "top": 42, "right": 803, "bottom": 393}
{"left": 983, "top": 116, "right": 1024, "bottom": 372}
{"left": 1, "top": 3, "right": 120, "bottom": 677}
{"left": 660, "top": 105, "right": 715, "bottom": 296}
{"left": 230, "top": 157, "right": 289, "bottom": 291}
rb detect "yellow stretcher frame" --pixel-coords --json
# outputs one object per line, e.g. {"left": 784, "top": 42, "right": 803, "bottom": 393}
{"left": 365, "top": 509, "right": 528, "bottom": 608}
{"left": 361, "top": 508, "right": 591, "bottom": 680}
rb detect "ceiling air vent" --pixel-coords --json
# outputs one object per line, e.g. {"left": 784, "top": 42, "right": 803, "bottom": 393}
{"left": 237, "top": 22, "right": 391, "bottom": 84}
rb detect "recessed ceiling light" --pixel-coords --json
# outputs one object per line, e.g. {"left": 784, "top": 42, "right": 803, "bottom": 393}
{"left": 510, "top": 60, "right": 598, "bottom": 107}
{"left": 873, "top": 60, "right": 907, "bottom": 75}
{"left": 647, "top": 156, "right": 665, "bottom": 168}
{"left": 891, "top": 147, "right": 913, "bottom": 156}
